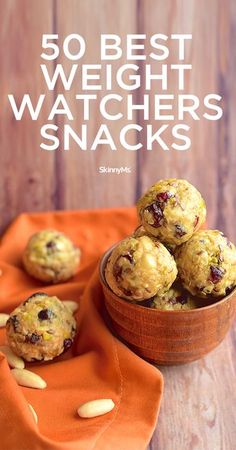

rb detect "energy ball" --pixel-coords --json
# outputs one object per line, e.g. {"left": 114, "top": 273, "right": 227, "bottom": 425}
{"left": 6, "top": 293, "right": 77, "bottom": 362}
{"left": 133, "top": 225, "right": 176, "bottom": 255}
{"left": 105, "top": 235, "right": 177, "bottom": 301}
{"left": 150, "top": 283, "right": 197, "bottom": 311}
{"left": 137, "top": 178, "right": 206, "bottom": 245}
{"left": 23, "top": 229, "right": 81, "bottom": 283}
{"left": 133, "top": 225, "right": 153, "bottom": 239}
{"left": 175, "top": 230, "right": 236, "bottom": 298}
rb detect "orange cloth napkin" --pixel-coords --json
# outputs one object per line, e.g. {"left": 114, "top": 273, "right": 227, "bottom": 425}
{"left": 0, "top": 208, "right": 163, "bottom": 450}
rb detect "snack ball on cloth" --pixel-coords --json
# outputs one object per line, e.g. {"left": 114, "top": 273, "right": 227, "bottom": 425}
{"left": 105, "top": 235, "right": 177, "bottom": 301}
{"left": 6, "top": 293, "right": 77, "bottom": 362}
{"left": 137, "top": 178, "right": 206, "bottom": 245}
{"left": 150, "top": 282, "right": 197, "bottom": 311}
{"left": 23, "top": 229, "right": 81, "bottom": 283}
{"left": 175, "top": 230, "right": 236, "bottom": 298}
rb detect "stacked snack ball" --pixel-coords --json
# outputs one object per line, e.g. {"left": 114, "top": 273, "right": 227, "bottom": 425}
{"left": 150, "top": 282, "right": 197, "bottom": 311}
{"left": 133, "top": 225, "right": 153, "bottom": 239}
{"left": 175, "top": 230, "right": 236, "bottom": 298}
{"left": 23, "top": 229, "right": 81, "bottom": 283}
{"left": 6, "top": 293, "right": 77, "bottom": 362}
{"left": 105, "top": 235, "right": 177, "bottom": 301}
{"left": 137, "top": 178, "right": 206, "bottom": 246}
{"left": 133, "top": 225, "right": 176, "bottom": 255}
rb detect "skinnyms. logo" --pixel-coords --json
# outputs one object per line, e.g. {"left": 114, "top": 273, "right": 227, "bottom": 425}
{"left": 99, "top": 166, "right": 131, "bottom": 174}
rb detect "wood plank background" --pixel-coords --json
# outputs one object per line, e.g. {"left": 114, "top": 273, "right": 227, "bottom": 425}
{"left": 0, "top": 1, "right": 236, "bottom": 449}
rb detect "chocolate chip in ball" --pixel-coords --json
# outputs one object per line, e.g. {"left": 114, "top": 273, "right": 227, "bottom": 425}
{"left": 46, "top": 240, "right": 57, "bottom": 251}
{"left": 8, "top": 315, "right": 19, "bottom": 331}
{"left": 38, "top": 308, "right": 55, "bottom": 321}
{"left": 25, "top": 333, "right": 41, "bottom": 344}
{"left": 122, "top": 251, "right": 134, "bottom": 264}
{"left": 145, "top": 192, "right": 173, "bottom": 228}
{"left": 176, "top": 293, "right": 188, "bottom": 305}
{"left": 113, "top": 261, "right": 123, "bottom": 280}
{"left": 156, "top": 191, "right": 173, "bottom": 203}
{"left": 121, "top": 287, "right": 133, "bottom": 297}
{"left": 64, "top": 338, "right": 72, "bottom": 350}
{"left": 209, "top": 266, "right": 224, "bottom": 284}
{"left": 175, "top": 224, "right": 187, "bottom": 238}
{"left": 194, "top": 215, "right": 199, "bottom": 228}
{"left": 146, "top": 203, "right": 164, "bottom": 227}
{"left": 226, "top": 285, "right": 234, "bottom": 296}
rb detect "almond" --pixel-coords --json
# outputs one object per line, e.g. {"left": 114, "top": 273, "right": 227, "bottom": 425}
{"left": 0, "top": 313, "right": 9, "bottom": 328}
{"left": 0, "top": 345, "right": 25, "bottom": 369}
{"left": 63, "top": 300, "right": 79, "bottom": 313}
{"left": 28, "top": 403, "right": 38, "bottom": 424}
{"left": 77, "top": 399, "right": 115, "bottom": 418}
{"left": 11, "top": 368, "right": 47, "bottom": 389}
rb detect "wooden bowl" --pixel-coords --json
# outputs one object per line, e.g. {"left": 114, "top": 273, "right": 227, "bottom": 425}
{"left": 99, "top": 246, "right": 236, "bottom": 365}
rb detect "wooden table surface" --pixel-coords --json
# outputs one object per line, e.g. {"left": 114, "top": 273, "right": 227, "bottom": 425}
{"left": 0, "top": 1, "right": 235, "bottom": 449}
{"left": 150, "top": 333, "right": 236, "bottom": 450}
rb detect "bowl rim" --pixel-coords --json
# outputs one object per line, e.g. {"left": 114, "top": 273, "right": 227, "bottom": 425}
{"left": 99, "top": 244, "right": 236, "bottom": 315}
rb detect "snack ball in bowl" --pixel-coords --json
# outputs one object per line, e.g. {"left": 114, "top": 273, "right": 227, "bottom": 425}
{"left": 137, "top": 178, "right": 206, "bottom": 246}
{"left": 133, "top": 225, "right": 153, "bottom": 239}
{"left": 6, "top": 293, "right": 77, "bottom": 362}
{"left": 23, "top": 229, "right": 81, "bottom": 283}
{"left": 133, "top": 225, "right": 177, "bottom": 255}
{"left": 105, "top": 235, "right": 177, "bottom": 301}
{"left": 150, "top": 282, "right": 197, "bottom": 311}
{"left": 175, "top": 230, "right": 236, "bottom": 298}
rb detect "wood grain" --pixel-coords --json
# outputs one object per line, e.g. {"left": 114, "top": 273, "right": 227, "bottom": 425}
{"left": 54, "top": 0, "right": 138, "bottom": 210}
{"left": 151, "top": 335, "right": 236, "bottom": 450}
{"left": 215, "top": 0, "right": 236, "bottom": 242}
{"left": 140, "top": 4, "right": 236, "bottom": 448}
{"left": 0, "top": 0, "right": 56, "bottom": 233}
{"left": 137, "top": 0, "right": 221, "bottom": 236}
